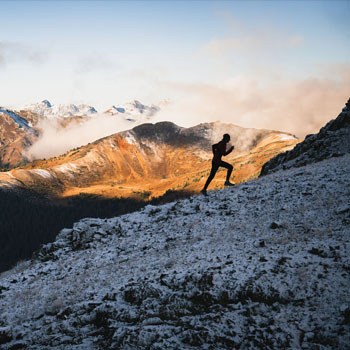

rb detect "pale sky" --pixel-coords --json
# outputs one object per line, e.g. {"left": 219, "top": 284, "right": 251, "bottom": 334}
{"left": 1, "top": 0, "right": 349, "bottom": 136}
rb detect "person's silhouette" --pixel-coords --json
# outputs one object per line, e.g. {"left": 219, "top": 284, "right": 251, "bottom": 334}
{"left": 201, "top": 133, "right": 235, "bottom": 196}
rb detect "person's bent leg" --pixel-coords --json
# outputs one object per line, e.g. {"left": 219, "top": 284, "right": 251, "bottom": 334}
{"left": 203, "top": 163, "right": 219, "bottom": 190}
{"left": 220, "top": 161, "right": 233, "bottom": 182}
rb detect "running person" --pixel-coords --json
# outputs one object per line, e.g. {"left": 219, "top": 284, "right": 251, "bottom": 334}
{"left": 201, "top": 133, "right": 234, "bottom": 196}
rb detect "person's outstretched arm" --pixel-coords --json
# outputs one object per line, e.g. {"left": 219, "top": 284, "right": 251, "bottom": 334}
{"left": 212, "top": 143, "right": 218, "bottom": 156}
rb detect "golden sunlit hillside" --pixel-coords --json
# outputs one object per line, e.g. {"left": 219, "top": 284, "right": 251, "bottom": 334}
{"left": 0, "top": 121, "right": 299, "bottom": 199}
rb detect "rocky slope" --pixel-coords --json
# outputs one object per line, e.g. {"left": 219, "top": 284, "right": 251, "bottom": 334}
{"left": 260, "top": 98, "right": 350, "bottom": 176}
{"left": 0, "top": 121, "right": 298, "bottom": 198}
{"left": 0, "top": 109, "right": 39, "bottom": 168}
{"left": 0, "top": 153, "right": 349, "bottom": 350}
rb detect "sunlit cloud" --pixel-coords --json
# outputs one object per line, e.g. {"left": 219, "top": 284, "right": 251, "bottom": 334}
{"left": 155, "top": 64, "right": 350, "bottom": 138}
{"left": 201, "top": 32, "right": 305, "bottom": 58}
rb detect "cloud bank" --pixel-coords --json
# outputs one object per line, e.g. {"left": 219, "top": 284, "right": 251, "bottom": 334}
{"left": 25, "top": 114, "right": 135, "bottom": 160}
{"left": 25, "top": 67, "right": 349, "bottom": 161}
{"left": 154, "top": 72, "right": 350, "bottom": 138}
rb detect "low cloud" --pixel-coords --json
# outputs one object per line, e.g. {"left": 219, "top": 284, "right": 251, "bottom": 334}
{"left": 25, "top": 114, "right": 135, "bottom": 160}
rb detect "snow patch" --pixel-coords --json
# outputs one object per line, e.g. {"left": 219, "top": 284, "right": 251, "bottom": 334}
{"left": 31, "top": 169, "right": 53, "bottom": 179}
{"left": 54, "top": 163, "right": 78, "bottom": 174}
{"left": 124, "top": 132, "right": 137, "bottom": 145}
{"left": 277, "top": 133, "right": 298, "bottom": 141}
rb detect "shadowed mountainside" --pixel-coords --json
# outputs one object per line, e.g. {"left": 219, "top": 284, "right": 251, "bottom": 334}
{"left": 0, "top": 187, "right": 195, "bottom": 273}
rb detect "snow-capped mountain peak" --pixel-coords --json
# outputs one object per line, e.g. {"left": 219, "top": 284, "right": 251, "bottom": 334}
{"left": 41, "top": 100, "right": 52, "bottom": 108}
{"left": 22, "top": 100, "right": 162, "bottom": 122}
{"left": 104, "top": 100, "right": 161, "bottom": 123}
{"left": 24, "top": 101, "right": 98, "bottom": 119}
{"left": 107, "top": 105, "right": 126, "bottom": 114}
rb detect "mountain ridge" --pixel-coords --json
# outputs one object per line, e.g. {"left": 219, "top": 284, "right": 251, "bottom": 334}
{"left": 0, "top": 121, "right": 298, "bottom": 198}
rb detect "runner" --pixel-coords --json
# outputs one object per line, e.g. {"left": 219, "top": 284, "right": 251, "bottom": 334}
{"left": 201, "top": 133, "right": 235, "bottom": 196}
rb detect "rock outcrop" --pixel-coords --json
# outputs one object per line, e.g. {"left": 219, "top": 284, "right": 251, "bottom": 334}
{"left": 260, "top": 98, "right": 350, "bottom": 176}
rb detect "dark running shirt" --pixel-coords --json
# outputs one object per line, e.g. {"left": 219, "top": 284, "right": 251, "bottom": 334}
{"left": 212, "top": 140, "right": 230, "bottom": 164}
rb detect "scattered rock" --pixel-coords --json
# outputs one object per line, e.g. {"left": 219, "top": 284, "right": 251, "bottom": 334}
{"left": 340, "top": 305, "right": 350, "bottom": 325}
{"left": 277, "top": 257, "right": 288, "bottom": 265}
{"left": 7, "top": 341, "right": 27, "bottom": 350}
{"left": 308, "top": 247, "right": 328, "bottom": 258}
{"left": 0, "top": 327, "right": 12, "bottom": 344}
{"left": 270, "top": 222, "right": 281, "bottom": 229}
{"left": 336, "top": 205, "right": 350, "bottom": 214}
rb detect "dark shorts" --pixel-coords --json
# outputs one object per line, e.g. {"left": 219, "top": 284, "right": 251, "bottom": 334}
{"left": 210, "top": 160, "right": 233, "bottom": 175}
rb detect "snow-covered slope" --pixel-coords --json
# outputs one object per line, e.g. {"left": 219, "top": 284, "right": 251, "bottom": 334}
{"left": 0, "top": 109, "right": 40, "bottom": 168}
{"left": 0, "top": 154, "right": 349, "bottom": 350}
{"left": 0, "top": 108, "right": 36, "bottom": 132}
{"left": 24, "top": 100, "right": 97, "bottom": 119}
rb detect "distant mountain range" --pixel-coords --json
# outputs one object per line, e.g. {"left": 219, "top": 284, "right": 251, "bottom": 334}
{"left": 23, "top": 99, "right": 164, "bottom": 121}
{"left": 24, "top": 99, "right": 98, "bottom": 119}
{"left": 0, "top": 100, "right": 165, "bottom": 168}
